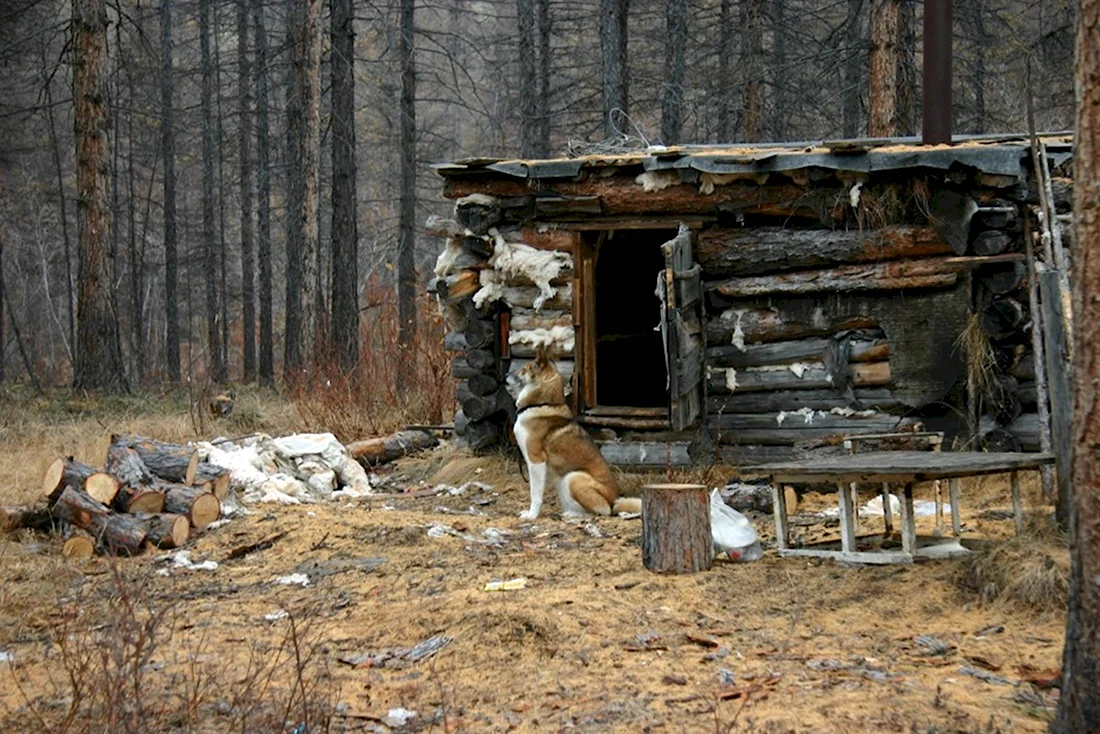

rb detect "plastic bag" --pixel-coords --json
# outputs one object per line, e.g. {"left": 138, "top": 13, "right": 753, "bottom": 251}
{"left": 710, "top": 489, "right": 763, "bottom": 562}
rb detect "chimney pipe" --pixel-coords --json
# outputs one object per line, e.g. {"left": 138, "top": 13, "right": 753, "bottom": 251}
{"left": 922, "top": 0, "right": 953, "bottom": 144}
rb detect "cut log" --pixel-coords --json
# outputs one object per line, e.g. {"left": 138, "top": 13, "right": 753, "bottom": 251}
{"left": 710, "top": 257, "right": 964, "bottom": 298}
{"left": 443, "top": 331, "right": 469, "bottom": 352}
{"left": 708, "top": 411, "right": 910, "bottom": 432}
{"left": 981, "top": 427, "right": 1022, "bottom": 452}
{"left": 1004, "top": 412, "right": 1041, "bottom": 452}
{"left": 1, "top": 504, "right": 54, "bottom": 533}
{"left": 708, "top": 388, "right": 902, "bottom": 414}
{"left": 133, "top": 512, "right": 190, "bottom": 549}
{"left": 640, "top": 484, "right": 712, "bottom": 574}
{"left": 104, "top": 445, "right": 153, "bottom": 487}
{"left": 707, "top": 361, "right": 891, "bottom": 394}
{"left": 163, "top": 486, "right": 220, "bottom": 530}
{"left": 1010, "top": 352, "right": 1036, "bottom": 380}
{"left": 84, "top": 473, "right": 120, "bottom": 505}
{"left": 455, "top": 194, "right": 501, "bottom": 234}
{"left": 467, "top": 373, "right": 500, "bottom": 396}
{"left": 971, "top": 230, "right": 1015, "bottom": 256}
{"left": 976, "top": 261, "right": 1026, "bottom": 295}
{"left": 466, "top": 348, "right": 498, "bottom": 371}
{"left": 194, "top": 463, "right": 230, "bottom": 500}
{"left": 706, "top": 308, "right": 878, "bottom": 346}
{"left": 710, "top": 416, "right": 923, "bottom": 445}
{"left": 979, "top": 297, "right": 1026, "bottom": 341}
{"left": 457, "top": 386, "right": 512, "bottom": 422}
{"left": 508, "top": 308, "right": 572, "bottom": 332}
{"left": 61, "top": 529, "right": 96, "bottom": 560}
{"left": 929, "top": 189, "right": 978, "bottom": 254}
{"left": 464, "top": 419, "right": 501, "bottom": 451}
{"left": 444, "top": 270, "right": 481, "bottom": 301}
{"left": 51, "top": 486, "right": 147, "bottom": 555}
{"left": 453, "top": 410, "right": 470, "bottom": 437}
{"left": 973, "top": 205, "right": 1018, "bottom": 231}
{"left": 444, "top": 177, "right": 847, "bottom": 223}
{"left": 346, "top": 430, "right": 439, "bottom": 466}
{"left": 509, "top": 341, "right": 573, "bottom": 359}
{"left": 464, "top": 318, "right": 497, "bottom": 349}
{"left": 1017, "top": 380, "right": 1038, "bottom": 409}
{"left": 494, "top": 283, "right": 573, "bottom": 311}
{"left": 113, "top": 487, "right": 166, "bottom": 515}
{"left": 42, "top": 457, "right": 97, "bottom": 504}
{"left": 597, "top": 441, "right": 692, "bottom": 468}
{"left": 112, "top": 435, "right": 199, "bottom": 485}
{"left": 707, "top": 336, "right": 888, "bottom": 368}
{"left": 695, "top": 225, "right": 952, "bottom": 277}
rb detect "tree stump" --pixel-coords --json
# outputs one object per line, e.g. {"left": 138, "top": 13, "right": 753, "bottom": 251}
{"left": 640, "top": 484, "right": 713, "bottom": 574}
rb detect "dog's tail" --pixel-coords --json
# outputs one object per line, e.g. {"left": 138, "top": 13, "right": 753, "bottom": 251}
{"left": 612, "top": 496, "right": 642, "bottom": 515}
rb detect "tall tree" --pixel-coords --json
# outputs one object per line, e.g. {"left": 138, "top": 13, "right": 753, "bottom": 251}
{"left": 396, "top": 0, "right": 418, "bottom": 388}
{"left": 742, "top": 0, "right": 763, "bottom": 142}
{"left": 330, "top": 0, "right": 359, "bottom": 372}
{"left": 72, "top": 0, "right": 127, "bottom": 391}
{"left": 661, "top": 0, "right": 687, "bottom": 145}
{"left": 869, "top": 0, "right": 900, "bottom": 137}
{"left": 238, "top": 0, "right": 255, "bottom": 381}
{"left": 253, "top": 1, "right": 274, "bottom": 385}
{"left": 771, "top": 0, "right": 789, "bottom": 140}
{"left": 842, "top": 0, "right": 865, "bottom": 138}
{"left": 1057, "top": 2, "right": 1100, "bottom": 727}
{"left": 717, "top": 0, "right": 734, "bottom": 140}
{"left": 517, "top": 0, "right": 538, "bottom": 157}
{"left": 599, "top": 0, "right": 629, "bottom": 138}
{"left": 895, "top": 0, "right": 917, "bottom": 136}
{"left": 284, "top": 0, "right": 321, "bottom": 376}
{"left": 0, "top": 229, "right": 5, "bottom": 383}
{"left": 160, "top": 0, "right": 179, "bottom": 383}
{"left": 214, "top": 5, "right": 230, "bottom": 378}
{"left": 535, "top": 0, "right": 551, "bottom": 156}
{"left": 199, "top": 0, "right": 226, "bottom": 382}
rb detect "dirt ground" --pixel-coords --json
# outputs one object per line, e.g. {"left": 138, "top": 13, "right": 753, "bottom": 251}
{"left": 0, "top": 392, "right": 1068, "bottom": 733}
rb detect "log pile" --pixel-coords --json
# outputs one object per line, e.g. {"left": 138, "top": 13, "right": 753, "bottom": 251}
{"left": 3, "top": 434, "right": 226, "bottom": 558}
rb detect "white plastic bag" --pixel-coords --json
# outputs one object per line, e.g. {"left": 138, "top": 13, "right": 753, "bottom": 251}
{"left": 710, "top": 489, "right": 763, "bottom": 562}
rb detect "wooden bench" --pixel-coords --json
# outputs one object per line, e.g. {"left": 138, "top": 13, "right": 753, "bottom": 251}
{"left": 757, "top": 451, "right": 1055, "bottom": 564}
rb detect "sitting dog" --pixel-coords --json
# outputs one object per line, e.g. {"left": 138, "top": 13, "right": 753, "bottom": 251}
{"left": 508, "top": 344, "right": 641, "bottom": 519}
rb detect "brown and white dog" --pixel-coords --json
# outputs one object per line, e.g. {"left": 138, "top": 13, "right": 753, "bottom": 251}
{"left": 508, "top": 344, "right": 642, "bottom": 519}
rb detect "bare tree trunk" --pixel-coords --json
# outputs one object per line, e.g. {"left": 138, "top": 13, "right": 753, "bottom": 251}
{"left": 771, "top": 0, "right": 789, "bottom": 140}
{"left": 283, "top": 0, "right": 303, "bottom": 375}
{"left": 717, "top": 0, "right": 733, "bottom": 140}
{"left": 869, "top": 0, "right": 900, "bottom": 137}
{"left": 238, "top": 0, "right": 255, "bottom": 382}
{"left": 742, "top": 0, "right": 763, "bottom": 142}
{"left": 214, "top": 4, "right": 230, "bottom": 380}
{"left": 1056, "top": 2, "right": 1100, "bottom": 727}
{"left": 253, "top": 1, "right": 274, "bottom": 385}
{"left": 661, "top": 0, "right": 687, "bottom": 145}
{"left": 160, "top": 0, "right": 179, "bottom": 384}
{"left": 330, "top": 0, "right": 359, "bottom": 373}
{"left": 535, "top": 0, "right": 551, "bottom": 156}
{"left": 285, "top": 0, "right": 321, "bottom": 376}
{"left": 199, "top": 0, "right": 225, "bottom": 383}
{"left": 962, "top": 0, "right": 986, "bottom": 133}
{"left": 517, "top": 0, "right": 538, "bottom": 157}
{"left": 72, "top": 0, "right": 127, "bottom": 392}
{"left": 44, "top": 70, "right": 75, "bottom": 359}
{"left": 600, "top": 0, "right": 629, "bottom": 138}
{"left": 121, "top": 16, "right": 142, "bottom": 385}
{"left": 396, "top": 0, "right": 418, "bottom": 390}
{"left": 0, "top": 231, "right": 5, "bottom": 383}
{"left": 896, "top": 0, "right": 917, "bottom": 136}
{"left": 842, "top": 0, "right": 864, "bottom": 138}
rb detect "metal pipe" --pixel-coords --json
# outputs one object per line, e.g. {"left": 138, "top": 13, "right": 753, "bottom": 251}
{"left": 922, "top": 0, "right": 953, "bottom": 144}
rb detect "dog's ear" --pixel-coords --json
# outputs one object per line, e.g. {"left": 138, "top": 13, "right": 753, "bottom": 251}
{"left": 534, "top": 342, "right": 551, "bottom": 366}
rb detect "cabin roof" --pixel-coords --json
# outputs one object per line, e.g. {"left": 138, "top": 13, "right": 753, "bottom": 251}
{"left": 434, "top": 133, "right": 1073, "bottom": 184}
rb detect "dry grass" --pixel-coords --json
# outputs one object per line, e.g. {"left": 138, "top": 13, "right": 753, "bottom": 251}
{"left": 956, "top": 522, "right": 1070, "bottom": 615}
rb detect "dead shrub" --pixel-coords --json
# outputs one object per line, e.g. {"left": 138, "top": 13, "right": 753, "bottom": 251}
{"left": 457, "top": 610, "right": 560, "bottom": 658}
{"left": 294, "top": 285, "right": 453, "bottom": 442}
{"left": 956, "top": 528, "right": 1069, "bottom": 615}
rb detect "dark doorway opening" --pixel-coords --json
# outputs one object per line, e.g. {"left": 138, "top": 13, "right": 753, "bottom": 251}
{"left": 593, "top": 230, "right": 672, "bottom": 408}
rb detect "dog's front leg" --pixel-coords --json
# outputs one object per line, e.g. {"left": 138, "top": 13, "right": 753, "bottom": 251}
{"left": 519, "top": 462, "right": 547, "bottom": 520}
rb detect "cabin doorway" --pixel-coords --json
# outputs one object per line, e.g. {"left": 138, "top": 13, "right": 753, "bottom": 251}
{"left": 589, "top": 229, "right": 673, "bottom": 408}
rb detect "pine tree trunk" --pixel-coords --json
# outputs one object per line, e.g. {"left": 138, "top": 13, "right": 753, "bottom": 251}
{"left": 600, "top": 0, "right": 629, "bottom": 138}
{"left": 72, "top": 0, "right": 127, "bottom": 392}
{"left": 297, "top": 0, "right": 321, "bottom": 372}
{"left": 771, "top": 0, "right": 788, "bottom": 140}
{"left": 0, "top": 232, "right": 4, "bottom": 383}
{"left": 869, "top": 0, "right": 900, "bottom": 137}
{"left": 396, "top": 0, "right": 418, "bottom": 390}
{"left": 238, "top": 0, "right": 256, "bottom": 381}
{"left": 895, "top": 0, "right": 917, "bottom": 136}
{"left": 160, "top": 0, "right": 180, "bottom": 383}
{"left": 1056, "top": 0, "right": 1100, "bottom": 727}
{"left": 517, "top": 0, "right": 537, "bottom": 157}
{"left": 841, "top": 0, "right": 864, "bottom": 138}
{"left": 661, "top": 0, "right": 686, "bottom": 145}
{"left": 253, "top": 1, "right": 274, "bottom": 385}
{"left": 535, "top": 0, "right": 551, "bottom": 156}
{"left": 330, "top": 0, "right": 359, "bottom": 373}
{"left": 214, "top": 5, "right": 231, "bottom": 382}
{"left": 717, "top": 0, "right": 733, "bottom": 140}
{"left": 199, "top": 0, "right": 225, "bottom": 383}
{"left": 641, "top": 484, "right": 712, "bottom": 574}
{"left": 741, "top": 0, "right": 763, "bottom": 142}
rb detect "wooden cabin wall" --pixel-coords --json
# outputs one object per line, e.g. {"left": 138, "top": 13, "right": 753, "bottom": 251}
{"left": 433, "top": 165, "right": 1071, "bottom": 461}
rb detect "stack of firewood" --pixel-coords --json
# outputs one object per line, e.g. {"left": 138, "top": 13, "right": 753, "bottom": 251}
{"left": 1, "top": 434, "right": 228, "bottom": 559}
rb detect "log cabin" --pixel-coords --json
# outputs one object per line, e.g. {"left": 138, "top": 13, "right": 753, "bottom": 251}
{"left": 427, "top": 134, "right": 1073, "bottom": 468}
